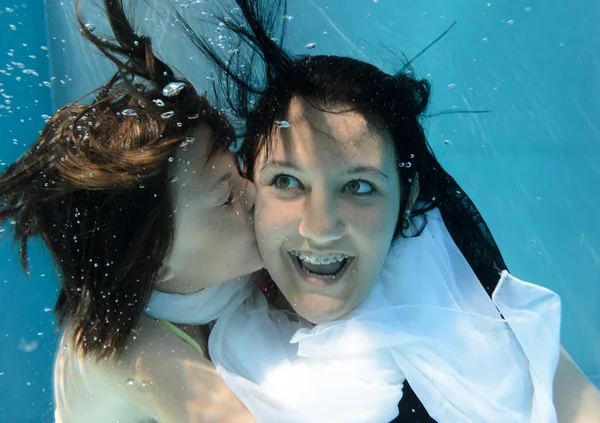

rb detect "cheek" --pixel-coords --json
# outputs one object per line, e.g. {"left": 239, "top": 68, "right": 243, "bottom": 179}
{"left": 254, "top": 191, "right": 299, "bottom": 240}
{"left": 345, "top": 199, "right": 399, "bottom": 239}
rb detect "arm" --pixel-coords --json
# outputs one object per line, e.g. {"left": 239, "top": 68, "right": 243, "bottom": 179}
{"left": 91, "top": 316, "right": 256, "bottom": 423}
{"left": 553, "top": 346, "right": 600, "bottom": 423}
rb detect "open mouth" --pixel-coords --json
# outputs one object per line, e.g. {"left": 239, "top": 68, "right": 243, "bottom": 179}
{"left": 289, "top": 251, "right": 354, "bottom": 286}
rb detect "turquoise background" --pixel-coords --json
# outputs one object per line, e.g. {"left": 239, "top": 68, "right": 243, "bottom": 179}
{"left": 1, "top": 0, "right": 598, "bottom": 421}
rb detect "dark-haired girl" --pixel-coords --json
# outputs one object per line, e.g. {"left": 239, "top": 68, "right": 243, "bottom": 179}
{"left": 183, "top": 0, "right": 600, "bottom": 421}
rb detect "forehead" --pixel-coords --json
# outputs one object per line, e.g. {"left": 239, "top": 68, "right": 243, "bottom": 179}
{"left": 171, "top": 123, "right": 233, "bottom": 184}
{"left": 267, "top": 98, "right": 395, "bottom": 168}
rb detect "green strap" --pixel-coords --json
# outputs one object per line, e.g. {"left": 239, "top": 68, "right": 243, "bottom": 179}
{"left": 159, "top": 320, "right": 205, "bottom": 358}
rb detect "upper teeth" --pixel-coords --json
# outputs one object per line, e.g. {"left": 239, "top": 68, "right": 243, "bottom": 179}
{"left": 291, "top": 251, "right": 350, "bottom": 265}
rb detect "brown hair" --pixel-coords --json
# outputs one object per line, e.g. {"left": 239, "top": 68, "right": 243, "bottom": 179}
{"left": 0, "top": 0, "right": 234, "bottom": 359}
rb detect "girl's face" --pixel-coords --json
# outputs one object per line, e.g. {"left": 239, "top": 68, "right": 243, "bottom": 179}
{"left": 253, "top": 97, "right": 401, "bottom": 324}
{"left": 164, "top": 123, "right": 263, "bottom": 293}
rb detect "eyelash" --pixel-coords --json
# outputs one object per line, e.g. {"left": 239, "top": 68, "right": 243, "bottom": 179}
{"left": 268, "top": 174, "right": 377, "bottom": 196}
{"left": 221, "top": 186, "right": 235, "bottom": 207}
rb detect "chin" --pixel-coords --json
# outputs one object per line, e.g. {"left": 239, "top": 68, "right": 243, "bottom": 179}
{"left": 293, "top": 293, "right": 348, "bottom": 325}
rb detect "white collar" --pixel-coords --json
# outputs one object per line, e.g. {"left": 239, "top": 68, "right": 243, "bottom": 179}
{"left": 144, "top": 275, "right": 252, "bottom": 325}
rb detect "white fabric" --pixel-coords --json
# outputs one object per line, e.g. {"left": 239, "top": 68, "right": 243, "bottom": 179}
{"left": 208, "top": 209, "right": 562, "bottom": 423}
{"left": 144, "top": 275, "right": 251, "bottom": 325}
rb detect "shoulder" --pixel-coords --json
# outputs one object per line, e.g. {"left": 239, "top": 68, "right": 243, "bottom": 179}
{"left": 54, "top": 316, "right": 216, "bottom": 423}
{"left": 553, "top": 347, "right": 600, "bottom": 423}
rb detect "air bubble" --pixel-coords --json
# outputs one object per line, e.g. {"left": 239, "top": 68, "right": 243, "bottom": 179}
{"left": 85, "top": 23, "right": 96, "bottom": 32}
{"left": 275, "top": 120, "right": 291, "bottom": 128}
{"left": 305, "top": 42, "right": 317, "bottom": 49}
{"left": 121, "top": 109, "right": 137, "bottom": 116}
{"left": 153, "top": 99, "right": 165, "bottom": 107}
{"left": 162, "top": 82, "right": 186, "bottom": 97}
{"left": 161, "top": 111, "right": 175, "bottom": 119}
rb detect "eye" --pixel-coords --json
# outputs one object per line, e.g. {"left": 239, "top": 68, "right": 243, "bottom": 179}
{"left": 221, "top": 185, "right": 235, "bottom": 207}
{"left": 271, "top": 174, "right": 301, "bottom": 190}
{"left": 343, "top": 180, "right": 375, "bottom": 195}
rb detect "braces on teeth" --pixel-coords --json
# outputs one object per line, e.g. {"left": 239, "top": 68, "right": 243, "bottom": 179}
{"left": 291, "top": 251, "right": 350, "bottom": 265}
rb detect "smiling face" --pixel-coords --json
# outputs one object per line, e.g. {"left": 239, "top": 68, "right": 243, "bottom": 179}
{"left": 163, "top": 123, "right": 263, "bottom": 293}
{"left": 253, "top": 97, "right": 401, "bottom": 324}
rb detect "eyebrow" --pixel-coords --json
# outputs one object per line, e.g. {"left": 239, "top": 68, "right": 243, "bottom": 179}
{"left": 209, "top": 171, "right": 233, "bottom": 192}
{"left": 260, "top": 160, "right": 302, "bottom": 173}
{"left": 343, "top": 166, "right": 389, "bottom": 180}
{"left": 261, "top": 160, "right": 389, "bottom": 180}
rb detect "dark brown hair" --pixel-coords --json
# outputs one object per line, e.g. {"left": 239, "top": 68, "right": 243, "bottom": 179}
{"left": 185, "top": 0, "right": 506, "bottom": 288}
{"left": 0, "top": 0, "right": 234, "bottom": 359}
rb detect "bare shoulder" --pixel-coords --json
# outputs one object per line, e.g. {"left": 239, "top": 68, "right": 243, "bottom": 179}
{"left": 553, "top": 346, "right": 600, "bottom": 423}
{"left": 88, "top": 316, "right": 255, "bottom": 423}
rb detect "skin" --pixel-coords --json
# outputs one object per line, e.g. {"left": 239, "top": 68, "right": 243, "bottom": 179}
{"left": 554, "top": 347, "right": 600, "bottom": 423}
{"left": 160, "top": 123, "right": 263, "bottom": 294}
{"left": 55, "top": 317, "right": 255, "bottom": 423}
{"left": 253, "top": 97, "right": 401, "bottom": 324}
{"left": 54, "top": 123, "right": 261, "bottom": 423}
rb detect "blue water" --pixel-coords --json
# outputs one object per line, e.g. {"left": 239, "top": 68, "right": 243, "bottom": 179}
{"left": 1, "top": 0, "right": 598, "bottom": 421}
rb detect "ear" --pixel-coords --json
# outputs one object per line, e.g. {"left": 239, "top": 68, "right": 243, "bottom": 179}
{"left": 406, "top": 172, "right": 420, "bottom": 214}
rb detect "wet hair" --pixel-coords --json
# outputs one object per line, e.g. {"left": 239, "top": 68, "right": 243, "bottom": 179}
{"left": 0, "top": 0, "right": 234, "bottom": 359}
{"left": 184, "top": 1, "right": 508, "bottom": 419}
{"left": 183, "top": 0, "right": 507, "bottom": 286}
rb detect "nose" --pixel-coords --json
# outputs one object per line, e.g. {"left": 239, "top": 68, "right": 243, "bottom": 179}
{"left": 299, "top": 191, "right": 344, "bottom": 245}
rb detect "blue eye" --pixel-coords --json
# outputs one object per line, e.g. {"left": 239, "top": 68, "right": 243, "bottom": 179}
{"left": 271, "top": 174, "right": 301, "bottom": 190}
{"left": 343, "top": 180, "right": 375, "bottom": 195}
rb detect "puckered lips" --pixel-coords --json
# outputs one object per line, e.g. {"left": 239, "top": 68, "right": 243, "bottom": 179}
{"left": 288, "top": 250, "right": 355, "bottom": 287}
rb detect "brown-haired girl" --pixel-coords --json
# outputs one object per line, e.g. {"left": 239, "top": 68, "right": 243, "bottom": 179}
{"left": 0, "top": 1, "right": 259, "bottom": 421}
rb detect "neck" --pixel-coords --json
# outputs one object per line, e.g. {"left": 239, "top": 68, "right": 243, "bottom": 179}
{"left": 270, "top": 287, "right": 296, "bottom": 314}
{"left": 155, "top": 271, "right": 204, "bottom": 294}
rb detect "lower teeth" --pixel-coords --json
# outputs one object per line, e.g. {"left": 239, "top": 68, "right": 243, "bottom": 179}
{"left": 298, "top": 258, "right": 347, "bottom": 280}
{"left": 303, "top": 268, "right": 336, "bottom": 279}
